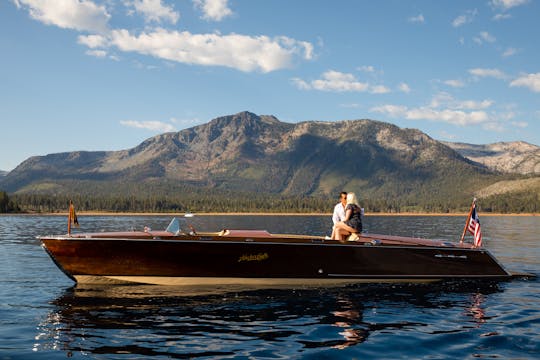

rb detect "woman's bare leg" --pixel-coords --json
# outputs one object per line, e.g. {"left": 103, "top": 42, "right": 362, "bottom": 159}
{"left": 334, "top": 222, "right": 357, "bottom": 241}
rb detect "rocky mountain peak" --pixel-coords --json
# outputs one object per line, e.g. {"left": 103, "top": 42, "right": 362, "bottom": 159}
{"left": 444, "top": 141, "right": 540, "bottom": 174}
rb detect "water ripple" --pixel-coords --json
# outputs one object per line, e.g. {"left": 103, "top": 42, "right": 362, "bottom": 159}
{"left": 1, "top": 215, "right": 538, "bottom": 359}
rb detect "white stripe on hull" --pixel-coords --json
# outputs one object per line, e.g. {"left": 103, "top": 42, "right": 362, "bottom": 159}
{"left": 74, "top": 275, "right": 440, "bottom": 286}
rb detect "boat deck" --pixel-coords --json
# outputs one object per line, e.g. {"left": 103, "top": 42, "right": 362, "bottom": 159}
{"left": 58, "top": 228, "right": 476, "bottom": 249}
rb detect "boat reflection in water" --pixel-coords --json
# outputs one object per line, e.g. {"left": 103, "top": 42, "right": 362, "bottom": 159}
{"left": 33, "top": 282, "right": 501, "bottom": 358}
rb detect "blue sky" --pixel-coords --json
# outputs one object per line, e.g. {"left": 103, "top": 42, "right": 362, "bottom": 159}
{"left": 1, "top": 0, "right": 539, "bottom": 171}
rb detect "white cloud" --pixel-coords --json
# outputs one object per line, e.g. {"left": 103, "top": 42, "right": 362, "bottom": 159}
{"left": 126, "top": 0, "right": 179, "bottom": 24}
{"left": 408, "top": 14, "right": 424, "bottom": 23}
{"left": 473, "top": 31, "right": 496, "bottom": 45}
{"left": 194, "top": 0, "right": 232, "bottom": 21}
{"left": 312, "top": 71, "right": 369, "bottom": 92}
{"left": 408, "top": 108, "right": 488, "bottom": 125}
{"left": 444, "top": 79, "right": 465, "bottom": 88}
{"left": 120, "top": 120, "right": 176, "bottom": 132}
{"left": 293, "top": 70, "right": 398, "bottom": 94}
{"left": 398, "top": 83, "right": 411, "bottom": 93}
{"left": 357, "top": 65, "right": 375, "bottom": 73}
{"left": 290, "top": 78, "right": 311, "bottom": 90}
{"left": 13, "top": 0, "right": 110, "bottom": 33}
{"left": 417, "top": 108, "right": 485, "bottom": 125}
{"left": 452, "top": 9, "right": 477, "bottom": 27}
{"left": 510, "top": 73, "right": 540, "bottom": 92}
{"left": 492, "top": 13, "right": 512, "bottom": 21}
{"left": 370, "top": 93, "right": 493, "bottom": 126}
{"left": 490, "top": 0, "right": 529, "bottom": 10}
{"left": 457, "top": 99, "right": 494, "bottom": 110}
{"left": 371, "top": 85, "right": 390, "bottom": 94}
{"left": 357, "top": 65, "right": 384, "bottom": 77}
{"left": 294, "top": 70, "right": 369, "bottom": 92}
{"left": 85, "top": 49, "right": 107, "bottom": 58}
{"left": 468, "top": 68, "right": 507, "bottom": 79}
{"left": 95, "top": 28, "right": 313, "bottom": 73}
{"left": 429, "top": 92, "right": 493, "bottom": 110}
{"left": 78, "top": 34, "right": 108, "bottom": 48}
{"left": 502, "top": 47, "right": 518, "bottom": 57}
{"left": 16, "top": 0, "right": 312, "bottom": 73}
{"left": 370, "top": 105, "right": 408, "bottom": 117}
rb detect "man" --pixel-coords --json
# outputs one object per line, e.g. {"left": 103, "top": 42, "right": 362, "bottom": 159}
{"left": 332, "top": 191, "right": 347, "bottom": 225}
{"left": 328, "top": 192, "right": 347, "bottom": 240}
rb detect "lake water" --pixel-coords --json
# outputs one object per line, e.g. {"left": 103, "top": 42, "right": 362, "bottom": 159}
{"left": 0, "top": 214, "right": 538, "bottom": 359}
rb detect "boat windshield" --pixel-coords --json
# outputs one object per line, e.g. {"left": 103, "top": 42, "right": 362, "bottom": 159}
{"left": 165, "top": 217, "right": 181, "bottom": 235}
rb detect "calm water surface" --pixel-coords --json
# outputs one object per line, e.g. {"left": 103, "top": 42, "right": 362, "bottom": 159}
{"left": 0, "top": 215, "right": 538, "bottom": 359}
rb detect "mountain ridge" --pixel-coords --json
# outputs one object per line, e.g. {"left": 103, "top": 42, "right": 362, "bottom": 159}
{"left": 1, "top": 112, "right": 537, "bottom": 209}
{"left": 443, "top": 141, "right": 540, "bottom": 175}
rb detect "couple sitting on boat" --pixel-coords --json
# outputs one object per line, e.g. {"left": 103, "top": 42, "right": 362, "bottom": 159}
{"left": 331, "top": 191, "right": 363, "bottom": 241}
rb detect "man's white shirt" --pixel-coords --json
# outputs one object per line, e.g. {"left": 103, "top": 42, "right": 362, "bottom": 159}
{"left": 332, "top": 203, "right": 346, "bottom": 224}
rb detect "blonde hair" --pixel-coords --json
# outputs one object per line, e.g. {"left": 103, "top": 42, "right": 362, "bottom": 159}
{"left": 346, "top": 192, "right": 359, "bottom": 206}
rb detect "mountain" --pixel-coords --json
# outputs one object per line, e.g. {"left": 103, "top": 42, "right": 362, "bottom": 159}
{"left": 0, "top": 111, "right": 512, "bottom": 207}
{"left": 444, "top": 141, "right": 540, "bottom": 175}
{"left": 0, "top": 170, "right": 7, "bottom": 178}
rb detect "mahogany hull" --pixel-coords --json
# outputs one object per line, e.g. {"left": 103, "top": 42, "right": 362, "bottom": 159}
{"left": 40, "top": 234, "right": 511, "bottom": 285}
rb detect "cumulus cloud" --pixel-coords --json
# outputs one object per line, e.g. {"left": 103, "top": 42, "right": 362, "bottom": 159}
{"left": 502, "top": 47, "right": 518, "bottom": 57}
{"left": 15, "top": 0, "right": 313, "bottom": 73}
{"left": 371, "top": 106, "right": 488, "bottom": 126}
{"left": 371, "top": 85, "right": 390, "bottom": 94}
{"left": 468, "top": 68, "right": 507, "bottom": 79}
{"left": 357, "top": 65, "right": 376, "bottom": 73}
{"left": 370, "top": 104, "right": 408, "bottom": 118}
{"left": 490, "top": 0, "right": 529, "bottom": 10}
{"left": 458, "top": 99, "right": 494, "bottom": 110}
{"left": 370, "top": 93, "right": 493, "bottom": 126}
{"left": 120, "top": 120, "right": 176, "bottom": 132}
{"left": 95, "top": 28, "right": 313, "bottom": 73}
{"left": 398, "top": 83, "right": 411, "bottom": 93}
{"left": 13, "top": 0, "right": 110, "bottom": 33}
{"left": 444, "top": 79, "right": 466, "bottom": 88}
{"left": 125, "top": 0, "right": 179, "bottom": 24}
{"left": 510, "top": 73, "right": 540, "bottom": 92}
{"left": 428, "top": 92, "right": 493, "bottom": 110}
{"left": 78, "top": 34, "right": 108, "bottom": 48}
{"left": 293, "top": 70, "right": 369, "bottom": 92}
{"left": 194, "top": 0, "right": 233, "bottom": 21}
{"left": 293, "top": 70, "right": 398, "bottom": 94}
{"left": 473, "top": 31, "right": 496, "bottom": 45}
{"left": 452, "top": 9, "right": 477, "bottom": 27}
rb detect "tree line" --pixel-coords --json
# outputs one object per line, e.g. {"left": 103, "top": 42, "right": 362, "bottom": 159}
{"left": 0, "top": 191, "right": 19, "bottom": 213}
{"left": 1, "top": 188, "right": 536, "bottom": 214}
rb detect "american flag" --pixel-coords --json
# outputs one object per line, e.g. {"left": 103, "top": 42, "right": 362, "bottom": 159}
{"left": 467, "top": 204, "right": 482, "bottom": 247}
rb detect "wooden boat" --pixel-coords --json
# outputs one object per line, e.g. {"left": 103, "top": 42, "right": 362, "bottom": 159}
{"left": 39, "top": 217, "right": 520, "bottom": 286}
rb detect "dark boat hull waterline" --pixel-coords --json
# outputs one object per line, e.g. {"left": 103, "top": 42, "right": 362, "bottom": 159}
{"left": 39, "top": 224, "right": 519, "bottom": 286}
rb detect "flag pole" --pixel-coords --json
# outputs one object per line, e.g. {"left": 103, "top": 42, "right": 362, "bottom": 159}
{"left": 460, "top": 198, "right": 476, "bottom": 244}
{"left": 68, "top": 200, "right": 73, "bottom": 236}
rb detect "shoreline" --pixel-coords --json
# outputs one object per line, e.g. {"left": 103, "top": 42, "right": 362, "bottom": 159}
{"left": 2, "top": 211, "right": 537, "bottom": 217}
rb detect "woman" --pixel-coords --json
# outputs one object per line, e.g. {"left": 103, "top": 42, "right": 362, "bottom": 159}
{"left": 331, "top": 192, "right": 362, "bottom": 241}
